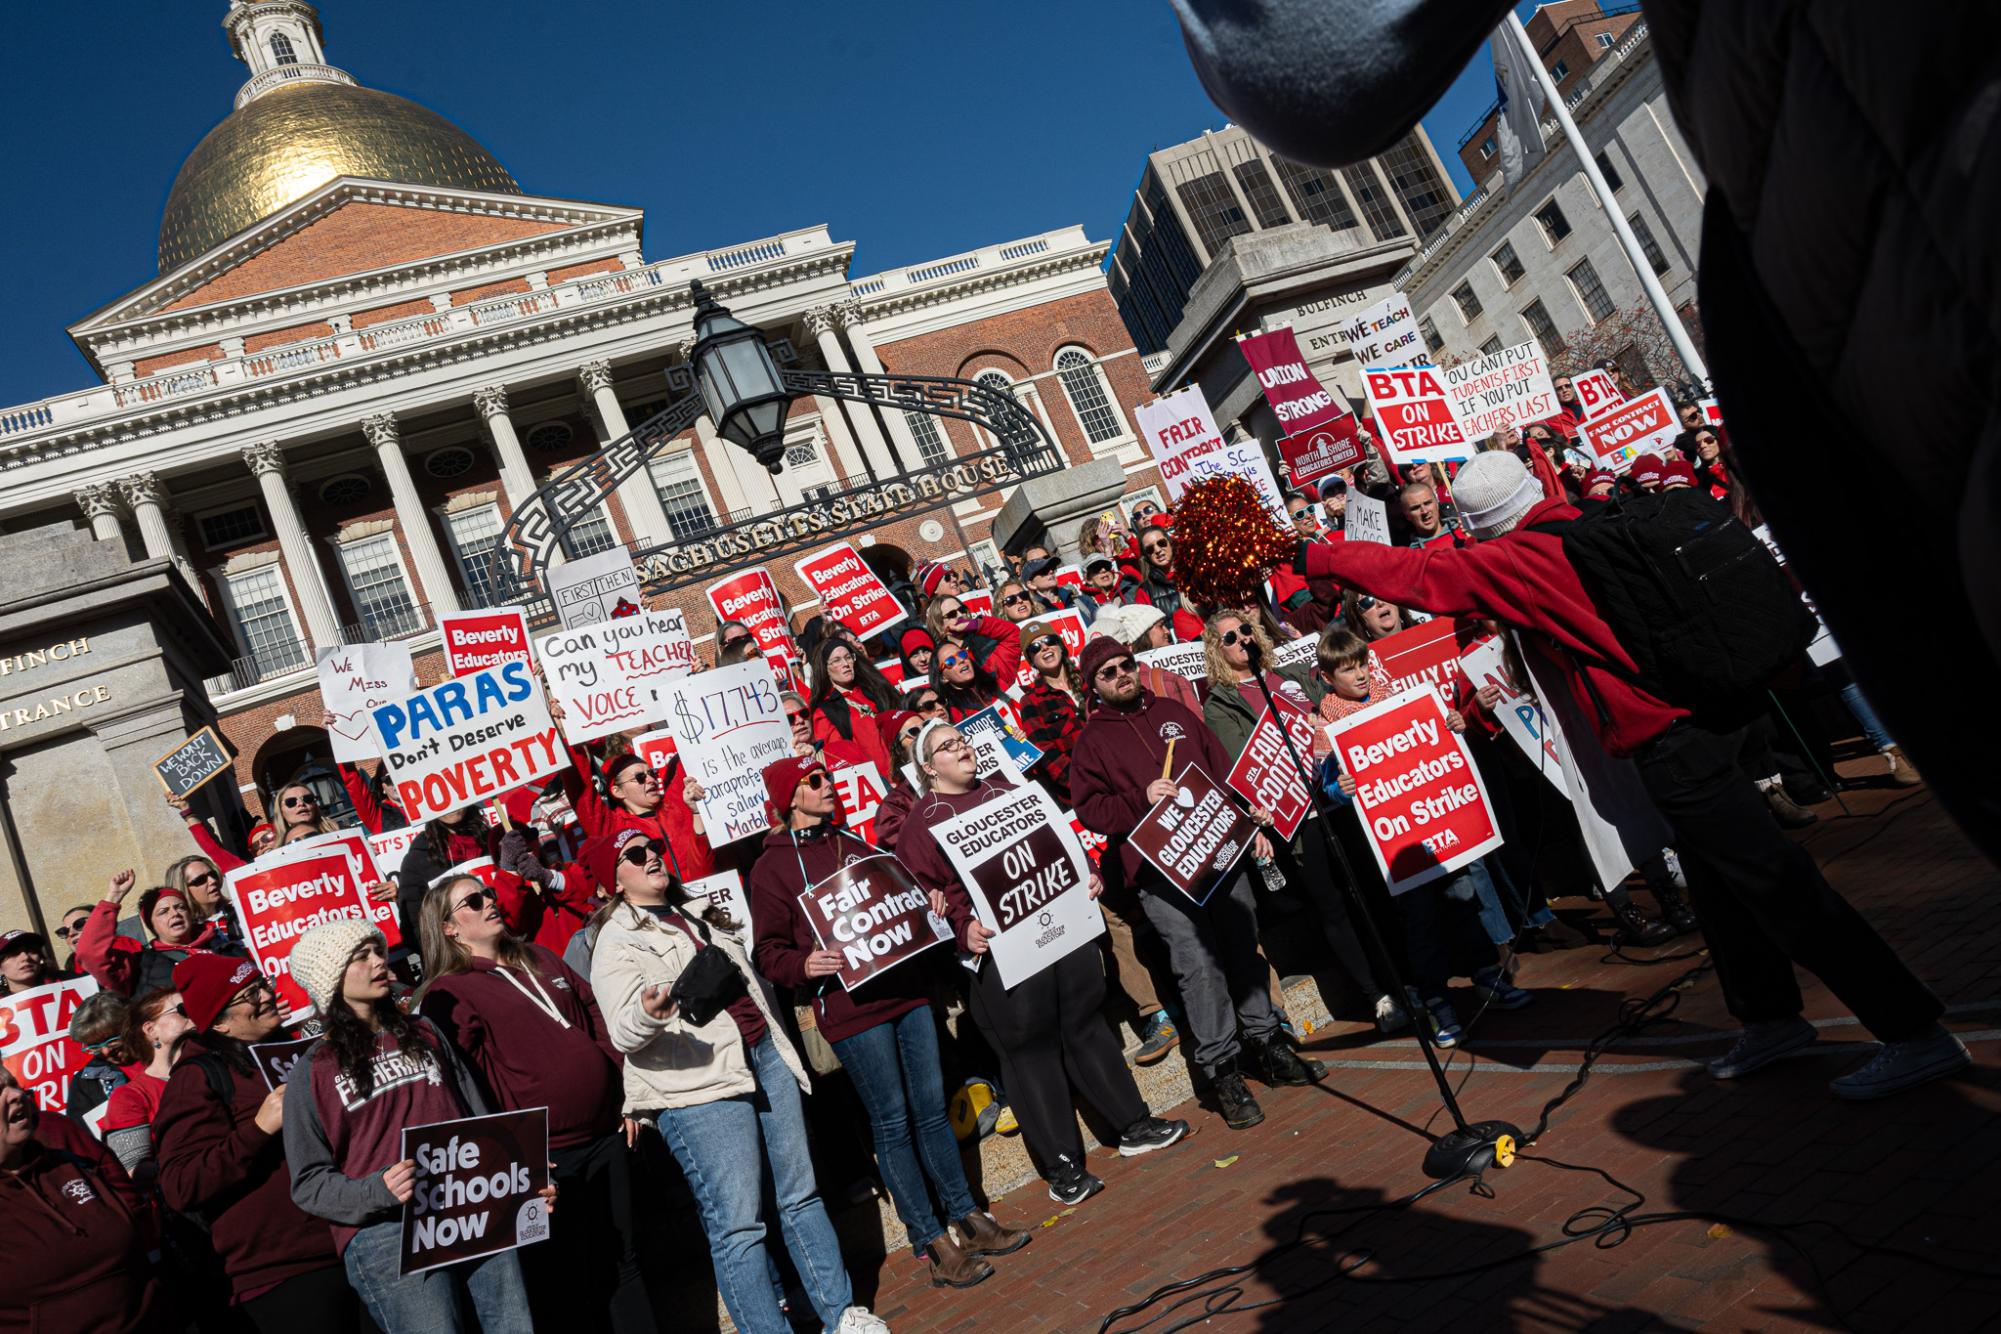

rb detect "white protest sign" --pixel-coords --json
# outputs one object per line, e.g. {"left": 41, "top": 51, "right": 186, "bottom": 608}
{"left": 1362, "top": 366, "right": 1471, "bottom": 465}
{"left": 1135, "top": 641, "right": 1208, "bottom": 682}
{"left": 933, "top": 784, "right": 1103, "bottom": 986}
{"left": 1345, "top": 493, "right": 1392, "bottom": 545}
{"left": 658, "top": 657, "right": 792, "bottom": 845}
{"left": 1440, "top": 341, "right": 1559, "bottom": 439}
{"left": 366, "top": 826, "right": 424, "bottom": 881}
{"left": 1272, "top": 634, "right": 1321, "bottom": 672}
{"left": 1339, "top": 291, "right": 1422, "bottom": 366}
{"left": 687, "top": 870, "right": 751, "bottom": 928}
{"left": 547, "top": 548, "right": 643, "bottom": 629}
{"left": 1458, "top": 637, "right": 1569, "bottom": 796}
{"left": 1136, "top": 385, "right": 1287, "bottom": 519}
{"left": 1572, "top": 368, "right": 1625, "bottom": 420}
{"left": 370, "top": 661, "right": 567, "bottom": 823}
{"left": 536, "top": 607, "right": 695, "bottom": 744}
{"left": 316, "top": 643, "right": 417, "bottom": 764}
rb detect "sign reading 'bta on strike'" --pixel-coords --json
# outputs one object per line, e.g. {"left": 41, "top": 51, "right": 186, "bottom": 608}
{"left": 1328, "top": 685, "right": 1503, "bottom": 894}
{"left": 1, "top": 976, "right": 98, "bottom": 1112}
{"left": 1362, "top": 366, "right": 1471, "bottom": 466}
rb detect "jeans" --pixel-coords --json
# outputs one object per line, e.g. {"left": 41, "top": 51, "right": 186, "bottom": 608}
{"left": 1840, "top": 682, "right": 1896, "bottom": 752}
{"left": 341, "top": 1217, "right": 531, "bottom": 1334}
{"left": 832, "top": 1006, "right": 977, "bottom": 1252}
{"left": 1635, "top": 721, "right": 1941, "bottom": 1039}
{"left": 1139, "top": 868, "right": 1282, "bottom": 1075}
{"left": 653, "top": 1037, "right": 853, "bottom": 1334}
{"left": 1393, "top": 870, "right": 1499, "bottom": 998}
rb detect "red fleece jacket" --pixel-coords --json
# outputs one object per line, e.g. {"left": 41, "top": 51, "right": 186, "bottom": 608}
{"left": 563, "top": 743, "right": 716, "bottom": 882}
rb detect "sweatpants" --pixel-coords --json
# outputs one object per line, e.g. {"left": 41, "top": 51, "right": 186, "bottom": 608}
{"left": 1138, "top": 868, "right": 1282, "bottom": 1075}
{"left": 964, "top": 943, "right": 1149, "bottom": 1176}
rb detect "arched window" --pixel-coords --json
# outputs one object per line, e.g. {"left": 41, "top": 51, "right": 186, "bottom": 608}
{"left": 1053, "top": 347, "right": 1125, "bottom": 444}
{"left": 269, "top": 32, "right": 298, "bottom": 65}
{"left": 972, "top": 370, "right": 1021, "bottom": 452}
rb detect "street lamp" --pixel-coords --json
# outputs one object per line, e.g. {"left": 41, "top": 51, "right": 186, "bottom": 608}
{"left": 688, "top": 279, "right": 794, "bottom": 473}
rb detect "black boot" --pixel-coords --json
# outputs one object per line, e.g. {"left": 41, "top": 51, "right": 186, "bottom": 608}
{"left": 1250, "top": 1035, "right": 1325, "bottom": 1087}
{"left": 1210, "top": 1066, "right": 1265, "bottom": 1129}
{"left": 1653, "top": 881, "right": 1698, "bottom": 935}
{"left": 1609, "top": 896, "right": 1675, "bottom": 946}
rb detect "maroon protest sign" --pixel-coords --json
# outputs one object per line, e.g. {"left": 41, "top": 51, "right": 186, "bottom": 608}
{"left": 1238, "top": 327, "right": 1346, "bottom": 435}
{"left": 249, "top": 1035, "right": 318, "bottom": 1092}
{"left": 400, "top": 1108, "right": 551, "bottom": 1276}
{"left": 1328, "top": 686, "right": 1503, "bottom": 893}
{"left": 1224, "top": 698, "right": 1321, "bottom": 839}
{"left": 1369, "top": 618, "right": 1465, "bottom": 700}
{"left": 438, "top": 609, "right": 532, "bottom": 679}
{"left": 225, "top": 850, "right": 378, "bottom": 1018}
{"left": 796, "top": 854, "right": 951, "bottom": 991}
{"left": 0, "top": 976, "right": 98, "bottom": 1113}
{"left": 1279, "top": 416, "right": 1364, "bottom": 488}
{"left": 795, "top": 543, "right": 907, "bottom": 639}
{"left": 1128, "top": 764, "right": 1259, "bottom": 905}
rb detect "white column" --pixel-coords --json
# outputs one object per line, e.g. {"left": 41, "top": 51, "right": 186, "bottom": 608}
{"left": 74, "top": 484, "right": 125, "bottom": 543}
{"left": 579, "top": 361, "right": 677, "bottom": 546}
{"left": 360, "top": 415, "right": 462, "bottom": 616}
{"left": 806, "top": 307, "right": 897, "bottom": 479}
{"left": 837, "top": 302, "right": 920, "bottom": 471}
{"left": 242, "top": 442, "right": 341, "bottom": 648}
{"left": 473, "top": 385, "right": 535, "bottom": 507}
{"left": 116, "top": 472, "right": 175, "bottom": 560}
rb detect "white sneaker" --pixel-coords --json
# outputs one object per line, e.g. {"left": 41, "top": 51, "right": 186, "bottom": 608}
{"left": 1829, "top": 1028, "right": 1970, "bottom": 1101}
{"left": 835, "top": 1309, "right": 891, "bottom": 1333}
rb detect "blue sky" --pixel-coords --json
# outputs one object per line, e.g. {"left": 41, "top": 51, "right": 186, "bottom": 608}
{"left": 0, "top": 1, "right": 1512, "bottom": 406}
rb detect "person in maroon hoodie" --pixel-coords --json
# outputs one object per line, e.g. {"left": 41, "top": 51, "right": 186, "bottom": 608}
{"left": 152, "top": 954, "right": 364, "bottom": 1332}
{"left": 1, "top": 1064, "right": 164, "bottom": 1334}
{"left": 748, "top": 755, "right": 1030, "bottom": 1290}
{"left": 895, "top": 722, "right": 1189, "bottom": 1207}
{"left": 871, "top": 710, "right": 926, "bottom": 852}
{"left": 415, "top": 873, "right": 653, "bottom": 1333}
{"left": 1291, "top": 449, "right": 1962, "bottom": 1101}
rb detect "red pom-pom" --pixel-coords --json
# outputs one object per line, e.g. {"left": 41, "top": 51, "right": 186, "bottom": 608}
{"left": 1167, "top": 476, "right": 1296, "bottom": 608}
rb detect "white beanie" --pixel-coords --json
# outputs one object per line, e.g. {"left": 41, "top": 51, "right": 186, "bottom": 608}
{"left": 1452, "top": 452, "right": 1541, "bottom": 539}
{"left": 288, "top": 916, "right": 385, "bottom": 1015}
{"left": 1114, "top": 603, "right": 1166, "bottom": 648}
{"left": 1088, "top": 604, "right": 1133, "bottom": 645}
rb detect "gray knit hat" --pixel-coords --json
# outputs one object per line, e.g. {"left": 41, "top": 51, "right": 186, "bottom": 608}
{"left": 1452, "top": 451, "right": 1542, "bottom": 540}
{"left": 287, "top": 917, "right": 385, "bottom": 1015}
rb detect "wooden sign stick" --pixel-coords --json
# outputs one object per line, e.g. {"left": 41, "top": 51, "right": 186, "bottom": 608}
{"left": 1161, "top": 738, "right": 1177, "bottom": 782}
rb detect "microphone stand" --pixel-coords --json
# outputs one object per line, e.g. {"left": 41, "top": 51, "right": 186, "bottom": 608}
{"left": 1244, "top": 613, "right": 1522, "bottom": 1179}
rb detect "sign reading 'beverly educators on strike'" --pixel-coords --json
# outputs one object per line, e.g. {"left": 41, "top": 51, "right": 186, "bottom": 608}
{"left": 225, "top": 850, "right": 377, "bottom": 1018}
{"left": 439, "top": 609, "right": 533, "bottom": 679}
{"left": 796, "top": 543, "right": 907, "bottom": 639}
{"left": 1, "top": 976, "right": 98, "bottom": 1112}
{"left": 706, "top": 568, "right": 795, "bottom": 669}
{"left": 371, "top": 662, "right": 566, "bottom": 823}
{"left": 933, "top": 784, "right": 1103, "bottom": 986}
{"left": 797, "top": 854, "right": 952, "bottom": 992}
{"left": 1329, "top": 685, "right": 1503, "bottom": 894}
{"left": 400, "top": 1108, "right": 551, "bottom": 1276}
{"left": 1129, "top": 764, "right": 1259, "bottom": 906}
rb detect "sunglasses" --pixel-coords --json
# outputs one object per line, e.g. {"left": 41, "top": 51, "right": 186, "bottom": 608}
{"left": 282, "top": 794, "right": 317, "bottom": 809}
{"left": 185, "top": 870, "right": 218, "bottom": 888}
{"left": 1142, "top": 541, "right": 1170, "bottom": 555}
{"left": 913, "top": 696, "right": 943, "bottom": 711}
{"left": 1096, "top": 657, "right": 1137, "bottom": 681}
{"left": 796, "top": 771, "right": 830, "bottom": 793}
{"left": 1220, "top": 628, "right": 1252, "bottom": 648}
{"left": 785, "top": 708, "right": 806, "bottom": 722}
{"left": 620, "top": 839, "right": 668, "bottom": 867}
{"left": 938, "top": 653, "right": 968, "bottom": 668}
{"left": 1028, "top": 635, "right": 1062, "bottom": 655}
{"left": 897, "top": 726, "right": 923, "bottom": 746}
{"left": 1355, "top": 596, "right": 1380, "bottom": 611}
{"left": 1003, "top": 592, "right": 1033, "bottom": 606}
{"left": 55, "top": 922, "right": 84, "bottom": 940}
{"left": 452, "top": 890, "right": 492, "bottom": 915}
{"left": 720, "top": 634, "right": 752, "bottom": 650}
{"left": 937, "top": 605, "right": 965, "bottom": 619}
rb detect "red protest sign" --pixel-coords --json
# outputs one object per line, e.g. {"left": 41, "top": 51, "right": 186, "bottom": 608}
{"left": 1369, "top": 618, "right": 1465, "bottom": 700}
{"left": 401, "top": 1108, "right": 551, "bottom": 1276}
{"left": 1239, "top": 327, "right": 1345, "bottom": 435}
{"left": 264, "top": 829, "right": 404, "bottom": 950}
{"left": 1573, "top": 368, "right": 1626, "bottom": 420}
{"left": 796, "top": 542, "right": 908, "bottom": 639}
{"left": 439, "top": 609, "right": 532, "bottom": 678}
{"left": 0, "top": 976, "right": 98, "bottom": 1112}
{"left": 707, "top": 568, "right": 795, "bottom": 664}
{"left": 1578, "top": 387, "right": 1678, "bottom": 473}
{"left": 1224, "top": 699, "right": 1321, "bottom": 839}
{"left": 1128, "top": 764, "right": 1259, "bottom": 905}
{"left": 797, "top": 854, "right": 951, "bottom": 991}
{"left": 961, "top": 589, "right": 995, "bottom": 616}
{"left": 1362, "top": 366, "right": 1470, "bottom": 465}
{"left": 830, "top": 760, "right": 888, "bottom": 844}
{"left": 1280, "top": 417, "right": 1364, "bottom": 488}
{"left": 1329, "top": 685, "right": 1503, "bottom": 893}
{"left": 225, "top": 850, "right": 380, "bottom": 1018}
{"left": 631, "top": 726, "right": 678, "bottom": 771}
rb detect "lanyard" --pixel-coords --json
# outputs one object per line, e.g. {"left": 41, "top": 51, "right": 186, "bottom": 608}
{"left": 493, "top": 964, "right": 570, "bottom": 1031}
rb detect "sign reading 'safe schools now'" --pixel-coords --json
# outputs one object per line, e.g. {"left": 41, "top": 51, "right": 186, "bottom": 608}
{"left": 371, "top": 662, "right": 567, "bottom": 822}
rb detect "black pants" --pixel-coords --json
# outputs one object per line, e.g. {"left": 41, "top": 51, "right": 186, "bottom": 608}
{"left": 1635, "top": 721, "right": 1941, "bottom": 1039}
{"left": 965, "top": 944, "right": 1147, "bottom": 1175}
{"left": 1286, "top": 821, "right": 1387, "bottom": 1008}
{"left": 240, "top": 1263, "right": 371, "bottom": 1334}
{"left": 527, "top": 1131, "right": 660, "bottom": 1334}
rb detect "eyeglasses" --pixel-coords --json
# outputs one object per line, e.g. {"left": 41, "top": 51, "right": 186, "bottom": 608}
{"left": 930, "top": 737, "right": 971, "bottom": 757}
{"left": 620, "top": 839, "right": 668, "bottom": 868}
{"left": 1355, "top": 596, "right": 1380, "bottom": 611}
{"left": 282, "top": 794, "right": 317, "bottom": 809}
{"left": 1220, "top": 628, "right": 1251, "bottom": 648}
{"left": 796, "top": 771, "right": 829, "bottom": 792}
{"left": 1095, "top": 657, "right": 1137, "bottom": 681}
{"left": 452, "top": 890, "right": 492, "bottom": 915}
{"left": 1028, "top": 635, "right": 1062, "bottom": 655}
{"left": 225, "top": 980, "right": 273, "bottom": 1010}
{"left": 1003, "top": 592, "right": 1033, "bottom": 606}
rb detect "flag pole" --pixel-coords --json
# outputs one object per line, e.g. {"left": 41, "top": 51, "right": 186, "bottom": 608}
{"left": 1505, "top": 11, "right": 1708, "bottom": 386}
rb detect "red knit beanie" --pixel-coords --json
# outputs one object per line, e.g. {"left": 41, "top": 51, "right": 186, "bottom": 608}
{"left": 762, "top": 756, "right": 828, "bottom": 825}
{"left": 173, "top": 955, "right": 263, "bottom": 1032}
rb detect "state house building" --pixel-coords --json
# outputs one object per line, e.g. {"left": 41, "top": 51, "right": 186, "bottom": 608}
{"left": 0, "top": 0, "right": 1170, "bottom": 913}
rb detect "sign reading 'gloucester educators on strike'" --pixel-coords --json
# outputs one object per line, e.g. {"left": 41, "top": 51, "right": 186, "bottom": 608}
{"left": 933, "top": 784, "right": 1104, "bottom": 986}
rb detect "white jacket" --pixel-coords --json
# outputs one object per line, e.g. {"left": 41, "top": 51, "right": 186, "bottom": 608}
{"left": 590, "top": 899, "right": 808, "bottom": 1113}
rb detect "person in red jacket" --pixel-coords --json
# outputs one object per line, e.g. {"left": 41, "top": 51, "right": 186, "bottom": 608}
{"left": 562, "top": 743, "right": 717, "bottom": 886}
{"left": 924, "top": 595, "right": 1023, "bottom": 685}
{"left": 748, "top": 756, "right": 1030, "bottom": 1289}
{"left": 932, "top": 636, "right": 1008, "bottom": 723}
{"left": 78, "top": 871, "right": 241, "bottom": 997}
{"left": 1293, "top": 449, "right": 1962, "bottom": 1100}
{"left": 1, "top": 1064, "right": 164, "bottom": 1334}
{"left": 416, "top": 873, "right": 651, "bottom": 1334}
{"left": 153, "top": 955, "right": 363, "bottom": 1332}
{"left": 806, "top": 639, "right": 893, "bottom": 776}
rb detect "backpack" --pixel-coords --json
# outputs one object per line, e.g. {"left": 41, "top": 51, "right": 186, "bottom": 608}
{"left": 1530, "top": 488, "right": 1817, "bottom": 722}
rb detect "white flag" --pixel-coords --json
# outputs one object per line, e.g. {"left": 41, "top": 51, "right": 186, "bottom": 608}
{"left": 1490, "top": 24, "right": 1547, "bottom": 191}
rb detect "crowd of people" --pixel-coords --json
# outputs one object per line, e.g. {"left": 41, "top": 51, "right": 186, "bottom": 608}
{"left": 4, "top": 368, "right": 1966, "bottom": 1334}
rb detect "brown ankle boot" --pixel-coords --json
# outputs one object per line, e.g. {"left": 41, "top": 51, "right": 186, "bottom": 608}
{"left": 955, "top": 1209, "right": 1032, "bottom": 1257}
{"left": 926, "top": 1231, "right": 994, "bottom": 1288}
{"left": 1886, "top": 746, "right": 1923, "bottom": 787}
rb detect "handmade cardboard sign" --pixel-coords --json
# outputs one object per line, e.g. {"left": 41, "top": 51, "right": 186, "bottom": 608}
{"left": 0, "top": 976, "right": 98, "bottom": 1112}
{"left": 1327, "top": 685, "right": 1503, "bottom": 894}
{"left": 400, "top": 1108, "right": 551, "bottom": 1276}
{"left": 152, "top": 726, "right": 231, "bottom": 799}
{"left": 795, "top": 854, "right": 951, "bottom": 991}
{"left": 657, "top": 658, "right": 791, "bottom": 845}
{"left": 1136, "top": 385, "right": 1288, "bottom": 519}
{"left": 686, "top": 870, "right": 751, "bottom": 929}
{"left": 1341, "top": 291, "right": 1421, "bottom": 366}
{"left": 317, "top": 643, "right": 417, "bottom": 764}
{"left": 371, "top": 662, "right": 566, "bottom": 823}
{"left": 796, "top": 543, "right": 907, "bottom": 639}
{"left": 365, "top": 827, "right": 424, "bottom": 882}
{"left": 933, "top": 784, "right": 1102, "bottom": 986}
{"left": 1458, "top": 637, "right": 1569, "bottom": 795}
{"left": 1345, "top": 493, "right": 1392, "bottom": 545}
{"left": 548, "top": 548, "right": 642, "bottom": 629}
{"left": 439, "top": 609, "right": 533, "bottom": 679}
{"left": 1440, "top": 341, "right": 1559, "bottom": 439}
{"left": 537, "top": 607, "right": 695, "bottom": 744}
{"left": 1128, "top": 764, "right": 1258, "bottom": 905}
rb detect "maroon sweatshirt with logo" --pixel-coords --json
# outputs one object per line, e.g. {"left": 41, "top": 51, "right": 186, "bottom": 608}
{"left": 1070, "top": 691, "right": 1230, "bottom": 889}
{"left": 0, "top": 1113, "right": 161, "bottom": 1333}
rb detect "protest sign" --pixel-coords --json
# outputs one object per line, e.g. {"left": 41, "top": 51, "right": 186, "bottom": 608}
{"left": 1440, "top": 341, "right": 1559, "bottom": 439}
{"left": 152, "top": 725, "right": 231, "bottom": 798}
{"left": 1224, "top": 699, "right": 1322, "bottom": 839}
{"left": 1578, "top": 387, "right": 1678, "bottom": 472}
{"left": 548, "top": 548, "right": 642, "bottom": 629}
{"left": 1129, "top": 764, "right": 1259, "bottom": 905}
{"left": 1136, "top": 386, "right": 1288, "bottom": 519}
{"left": 686, "top": 870, "right": 751, "bottom": 929}
{"left": 959, "top": 703, "right": 1042, "bottom": 780}
{"left": 1068, "top": 814, "right": 1108, "bottom": 867}
{"left": 1345, "top": 493, "right": 1392, "bottom": 545}
{"left": 371, "top": 661, "right": 566, "bottom": 824}
{"left": 658, "top": 657, "right": 791, "bottom": 845}
{"left": 961, "top": 588, "right": 995, "bottom": 615}
{"left": 1458, "top": 637, "right": 1569, "bottom": 795}
{"left": 422, "top": 857, "right": 502, "bottom": 892}
{"left": 630, "top": 726, "right": 678, "bottom": 772}
{"left": 260, "top": 828, "right": 402, "bottom": 949}
{"left": 1238, "top": 327, "right": 1345, "bottom": 435}
{"left": 1340, "top": 292, "right": 1421, "bottom": 366}
{"left": 796, "top": 854, "right": 951, "bottom": 991}
{"left": 874, "top": 657, "right": 907, "bottom": 688}
{"left": 439, "top": 609, "right": 532, "bottom": 679}
{"left": 796, "top": 543, "right": 907, "bottom": 639}
{"left": 1051, "top": 568, "right": 1084, "bottom": 594}
{"left": 1362, "top": 366, "right": 1471, "bottom": 465}
{"left": 1135, "top": 641, "right": 1208, "bottom": 682}
{"left": 1370, "top": 618, "right": 1464, "bottom": 699}
{"left": 933, "top": 784, "right": 1103, "bottom": 986}
{"left": 250, "top": 1035, "right": 318, "bottom": 1092}
{"left": 1572, "top": 367, "right": 1625, "bottom": 420}
{"left": 226, "top": 849, "right": 378, "bottom": 1017}
{"left": 1328, "top": 685, "right": 1503, "bottom": 894}
{"left": 401, "top": 1108, "right": 551, "bottom": 1276}
{"left": 537, "top": 607, "right": 695, "bottom": 744}
{"left": 0, "top": 976, "right": 97, "bottom": 1112}
{"left": 317, "top": 643, "right": 417, "bottom": 764}
{"left": 830, "top": 760, "right": 888, "bottom": 844}
{"left": 1272, "top": 634, "right": 1320, "bottom": 672}
{"left": 1752, "top": 525, "right": 1841, "bottom": 667}
{"left": 1279, "top": 417, "right": 1364, "bottom": 488}
{"left": 706, "top": 568, "right": 794, "bottom": 664}
{"left": 366, "top": 826, "right": 423, "bottom": 881}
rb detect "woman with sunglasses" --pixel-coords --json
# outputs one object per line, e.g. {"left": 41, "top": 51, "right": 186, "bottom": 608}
{"left": 590, "top": 827, "right": 890, "bottom": 1334}
{"left": 416, "top": 874, "right": 652, "bottom": 1334}
{"left": 923, "top": 595, "right": 1022, "bottom": 687}
{"left": 100, "top": 985, "right": 195, "bottom": 1179}
{"left": 1343, "top": 588, "right": 1413, "bottom": 642}
{"left": 1131, "top": 526, "right": 1206, "bottom": 643}
{"left": 806, "top": 639, "right": 894, "bottom": 778}
{"left": 389, "top": 804, "right": 524, "bottom": 954}
{"left": 1015, "top": 622, "right": 1086, "bottom": 805}
{"left": 994, "top": 580, "right": 1037, "bottom": 626}
{"left": 869, "top": 710, "right": 925, "bottom": 850}
{"left": 559, "top": 736, "right": 718, "bottom": 901}
{"left": 749, "top": 755, "right": 1030, "bottom": 1290}
{"left": 931, "top": 635, "right": 1007, "bottom": 723}
{"left": 164, "top": 854, "right": 243, "bottom": 954}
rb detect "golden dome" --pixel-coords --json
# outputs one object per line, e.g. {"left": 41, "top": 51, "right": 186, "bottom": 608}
{"left": 158, "top": 79, "right": 521, "bottom": 272}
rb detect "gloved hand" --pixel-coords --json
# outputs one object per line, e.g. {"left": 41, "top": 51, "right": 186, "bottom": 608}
{"left": 669, "top": 946, "right": 748, "bottom": 1028}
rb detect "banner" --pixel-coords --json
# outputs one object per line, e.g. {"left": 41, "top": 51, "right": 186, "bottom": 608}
{"left": 1135, "top": 641, "right": 1207, "bottom": 682}
{"left": 250, "top": 1035, "right": 317, "bottom": 1092}
{"left": 439, "top": 609, "right": 532, "bottom": 679}
{"left": 1135, "top": 385, "right": 1287, "bottom": 519}
{"left": 1572, "top": 367, "right": 1625, "bottom": 420}
{"left": 1578, "top": 387, "right": 1678, "bottom": 473}
{"left": 1345, "top": 493, "right": 1392, "bottom": 545}
{"left": 1279, "top": 417, "right": 1364, "bottom": 489}
{"left": 958, "top": 703, "right": 1042, "bottom": 780}
{"left": 706, "top": 568, "right": 795, "bottom": 666}
{"left": 537, "top": 607, "right": 695, "bottom": 744}
{"left": 1440, "top": 341, "right": 1558, "bottom": 439}
{"left": 933, "top": 785, "right": 1103, "bottom": 986}
{"left": 547, "top": 548, "right": 642, "bottom": 629}
{"left": 796, "top": 854, "right": 952, "bottom": 991}
{"left": 317, "top": 643, "right": 417, "bottom": 765}
{"left": 1224, "top": 699, "right": 1321, "bottom": 839}
{"left": 657, "top": 657, "right": 791, "bottom": 845}
{"left": 400, "top": 1108, "right": 551, "bottom": 1276}
{"left": 1328, "top": 685, "right": 1503, "bottom": 894}
{"left": 1458, "top": 637, "right": 1569, "bottom": 795}
{"left": 795, "top": 543, "right": 907, "bottom": 639}
{"left": 0, "top": 976, "right": 97, "bottom": 1112}
{"left": 152, "top": 726, "right": 231, "bottom": 799}
{"left": 830, "top": 760, "right": 888, "bottom": 844}
{"left": 372, "top": 661, "right": 566, "bottom": 823}
{"left": 1362, "top": 366, "right": 1470, "bottom": 465}
{"left": 1238, "top": 327, "right": 1346, "bottom": 435}
{"left": 1370, "top": 618, "right": 1464, "bottom": 699}
{"left": 1340, "top": 291, "right": 1421, "bottom": 366}
{"left": 225, "top": 849, "right": 379, "bottom": 1018}
{"left": 1128, "top": 764, "right": 1258, "bottom": 905}
{"left": 686, "top": 870, "right": 751, "bottom": 928}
